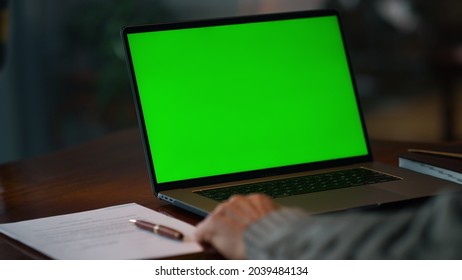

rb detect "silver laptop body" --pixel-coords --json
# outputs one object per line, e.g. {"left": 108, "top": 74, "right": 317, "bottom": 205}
{"left": 122, "top": 10, "right": 461, "bottom": 216}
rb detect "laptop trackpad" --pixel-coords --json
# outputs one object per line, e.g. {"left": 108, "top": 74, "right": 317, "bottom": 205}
{"left": 275, "top": 185, "right": 406, "bottom": 214}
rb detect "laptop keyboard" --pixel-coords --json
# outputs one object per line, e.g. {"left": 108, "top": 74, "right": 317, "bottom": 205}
{"left": 195, "top": 168, "right": 401, "bottom": 202}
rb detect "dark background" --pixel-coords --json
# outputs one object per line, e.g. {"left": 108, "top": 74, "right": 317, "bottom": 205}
{"left": 0, "top": 0, "right": 461, "bottom": 164}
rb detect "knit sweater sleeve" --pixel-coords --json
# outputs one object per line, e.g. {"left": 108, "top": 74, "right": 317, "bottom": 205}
{"left": 244, "top": 193, "right": 462, "bottom": 259}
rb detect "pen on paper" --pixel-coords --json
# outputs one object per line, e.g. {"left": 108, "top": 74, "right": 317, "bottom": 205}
{"left": 129, "top": 219, "right": 184, "bottom": 241}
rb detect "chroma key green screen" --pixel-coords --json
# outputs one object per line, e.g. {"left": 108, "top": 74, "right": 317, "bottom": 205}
{"left": 127, "top": 15, "right": 368, "bottom": 184}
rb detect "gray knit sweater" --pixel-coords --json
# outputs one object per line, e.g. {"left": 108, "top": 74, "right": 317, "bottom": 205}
{"left": 244, "top": 193, "right": 462, "bottom": 259}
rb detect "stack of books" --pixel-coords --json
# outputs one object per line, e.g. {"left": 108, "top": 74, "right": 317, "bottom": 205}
{"left": 398, "top": 146, "right": 462, "bottom": 185}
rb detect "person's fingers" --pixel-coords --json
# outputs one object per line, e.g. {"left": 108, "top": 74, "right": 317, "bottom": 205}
{"left": 224, "top": 195, "right": 258, "bottom": 222}
{"left": 247, "top": 193, "right": 278, "bottom": 215}
{"left": 195, "top": 206, "right": 226, "bottom": 242}
{"left": 195, "top": 212, "right": 246, "bottom": 259}
{"left": 225, "top": 194, "right": 278, "bottom": 222}
{"left": 194, "top": 194, "right": 278, "bottom": 259}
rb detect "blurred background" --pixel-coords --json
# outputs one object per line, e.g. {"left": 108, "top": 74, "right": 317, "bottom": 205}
{"left": 0, "top": 0, "right": 461, "bottom": 164}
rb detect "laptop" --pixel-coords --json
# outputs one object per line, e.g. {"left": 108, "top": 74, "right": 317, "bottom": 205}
{"left": 121, "top": 9, "right": 461, "bottom": 216}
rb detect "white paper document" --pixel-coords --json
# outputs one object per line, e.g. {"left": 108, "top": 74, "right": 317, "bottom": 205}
{"left": 0, "top": 203, "right": 203, "bottom": 259}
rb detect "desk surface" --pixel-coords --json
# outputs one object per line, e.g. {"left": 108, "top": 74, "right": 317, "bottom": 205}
{"left": 0, "top": 128, "right": 442, "bottom": 259}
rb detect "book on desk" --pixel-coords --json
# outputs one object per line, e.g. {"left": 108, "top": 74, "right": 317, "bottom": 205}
{"left": 398, "top": 146, "right": 462, "bottom": 185}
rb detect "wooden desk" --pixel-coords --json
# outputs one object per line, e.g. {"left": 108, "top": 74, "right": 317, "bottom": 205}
{"left": 0, "top": 128, "right": 439, "bottom": 259}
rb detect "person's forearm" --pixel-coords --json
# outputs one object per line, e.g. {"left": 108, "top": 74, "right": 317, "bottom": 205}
{"left": 244, "top": 194, "right": 462, "bottom": 259}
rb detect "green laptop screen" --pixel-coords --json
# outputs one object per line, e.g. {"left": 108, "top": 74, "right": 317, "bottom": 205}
{"left": 127, "top": 15, "right": 368, "bottom": 183}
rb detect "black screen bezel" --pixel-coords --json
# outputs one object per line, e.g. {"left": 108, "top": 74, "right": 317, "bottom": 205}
{"left": 121, "top": 9, "right": 373, "bottom": 194}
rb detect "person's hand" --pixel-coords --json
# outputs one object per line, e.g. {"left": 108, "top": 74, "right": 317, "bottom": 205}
{"left": 195, "top": 193, "right": 278, "bottom": 259}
